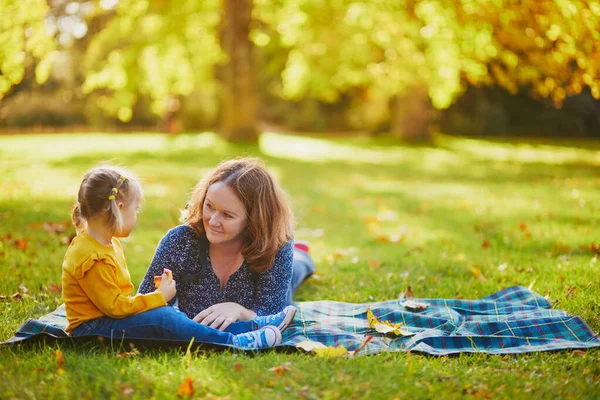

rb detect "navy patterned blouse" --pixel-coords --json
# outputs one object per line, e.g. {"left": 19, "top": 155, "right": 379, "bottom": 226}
{"left": 138, "top": 225, "right": 294, "bottom": 318}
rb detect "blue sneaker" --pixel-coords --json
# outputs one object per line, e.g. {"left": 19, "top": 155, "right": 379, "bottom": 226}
{"left": 253, "top": 305, "right": 297, "bottom": 332}
{"left": 232, "top": 326, "right": 281, "bottom": 349}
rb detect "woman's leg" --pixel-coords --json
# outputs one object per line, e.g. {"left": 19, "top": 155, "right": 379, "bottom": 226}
{"left": 73, "top": 306, "right": 234, "bottom": 345}
{"left": 287, "top": 248, "right": 316, "bottom": 303}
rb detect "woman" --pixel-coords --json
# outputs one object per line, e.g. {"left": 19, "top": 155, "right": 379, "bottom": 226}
{"left": 138, "top": 158, "right": 315, "bottom": 332}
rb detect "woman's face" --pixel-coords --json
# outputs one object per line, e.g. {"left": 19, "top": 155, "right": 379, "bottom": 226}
{"left": 203, "top": 182, "right": 248, "bottom": 245}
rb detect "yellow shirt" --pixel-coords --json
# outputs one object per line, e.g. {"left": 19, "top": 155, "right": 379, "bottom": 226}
{"left": 61, "top": 230, "right": 166, "bottom": 332}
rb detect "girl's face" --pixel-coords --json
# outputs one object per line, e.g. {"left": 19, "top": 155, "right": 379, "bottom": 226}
{"left": 203, "top": 182, "right": 248, "bottom": 245}
{"left": 115, "top": 195, "right": 141, "bottom": 238}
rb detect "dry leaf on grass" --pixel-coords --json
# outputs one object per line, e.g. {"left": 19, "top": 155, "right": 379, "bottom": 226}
{"left": 55, "top": 349, "right": 65, "bottom": 372}
{"left": 178, "top": 376, "right": 194, "bottom": 397}
{"left": 295, "top": 340, "right": 348, "bottom": 357}
{"left": 269, "top": 362, "right": 292, "bottom": 376}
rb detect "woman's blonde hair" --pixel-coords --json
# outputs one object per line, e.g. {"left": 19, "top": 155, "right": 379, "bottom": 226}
{"left": 72, "top": 165, "right": 142, "bottom": 234}
{"left": 184, "top": 158, "right": 293, "bottom": 273}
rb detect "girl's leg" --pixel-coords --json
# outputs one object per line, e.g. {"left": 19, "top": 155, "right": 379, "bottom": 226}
{"left": 74, "top": 306, "right": 234, "bottom": 345}
{"left": 223, "top": 320, "right": 255, "bottom": 334}
{"left": 72, "top": 307, "right": 282, "bottom": 348}
{"left": 225, "top": 305, "right": 298, "bottom": 334}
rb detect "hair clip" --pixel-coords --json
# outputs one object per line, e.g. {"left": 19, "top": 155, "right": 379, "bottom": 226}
{"left": 108, "top": 195, "right": 116, "bottom": 201}
{"left": 111, "top": 188, "right": 118, "bottom": 194}
{"left": 120, "top": 176, "right": 127, "bottom": 181}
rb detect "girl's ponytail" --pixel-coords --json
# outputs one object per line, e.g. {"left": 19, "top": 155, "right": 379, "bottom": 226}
{"left": 71, "top": 202, "right": 85, "bottom": 231}
{"left": 72, "top": 166, "right": 141, "bottom": 235}
{"left": 107, "top": 194, "right": 124, "bottom": 235}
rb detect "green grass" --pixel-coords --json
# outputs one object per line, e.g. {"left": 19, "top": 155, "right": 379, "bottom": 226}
{"left": 1, "top": 131, "right": 599, "bottom": 399}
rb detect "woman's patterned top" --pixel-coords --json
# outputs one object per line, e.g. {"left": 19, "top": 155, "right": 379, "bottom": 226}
{"left": 138, "top": 225, "right": 293, "bottom": 318}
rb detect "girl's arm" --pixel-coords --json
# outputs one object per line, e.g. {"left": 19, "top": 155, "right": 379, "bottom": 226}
{"left": 78, "top": 261, "right": 166, "bottom": 318}
{"left": 253, "top": 239, "right": 294, "bottom": 316}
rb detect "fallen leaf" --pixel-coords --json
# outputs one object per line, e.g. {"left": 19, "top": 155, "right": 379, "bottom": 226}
{"left": 314, "top": 345, "right": 348, "bottom": 358}
{"left": 519, "top": 222, "right": 528, "bottom": 231}
{"left": 367, "top": 259, "right": 380, "bottom": 269}
{"left": 482, "top": 239, "right": 491, "bottom": 249}
{"left": 15, "top": 239, "right": 27, "bottom": 250}
{"left": 296, "top": 340, "right": 326, "bottom": 352}
{"left": 403, "top": 299, "right": 428, "bottom": 312}
{"left": 269, "top": 362, "right": 292, "bottom": 377}
{"left": 56, "top": 349, "right": 65, "bottom": 371}
{"left": 234, "top": 362, "right": 242, "bottom": 372}
{"left": 367, "top": 308, "right": 414, "bottom": 336}
{"left": 178, "top": 376, "right": 194, "bottom": 397}
{"left": 470, "top": 266, "right": 487, "bottom": 281}
{"left": 374, "top": 235, "right": 390, "bottom": 243}
{"left": 43, "top": 222, "right": 67, "bottom": 234}
{"left": 565, "top": 286, "right": 577, "bottom": 298}
{"left": 119, "top": 384, "right": 134, "bottom": 396}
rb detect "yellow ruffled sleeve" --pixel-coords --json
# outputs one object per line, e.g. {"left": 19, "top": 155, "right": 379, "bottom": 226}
{"left": 76, "top": 259, "right": 166, "bottom": 319}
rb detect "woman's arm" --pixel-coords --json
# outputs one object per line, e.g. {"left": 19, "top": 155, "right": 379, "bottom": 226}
{"left": 253, "top": 239, "right": 294, "bottom": 316}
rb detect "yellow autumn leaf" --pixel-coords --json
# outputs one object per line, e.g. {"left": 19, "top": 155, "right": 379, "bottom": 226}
{"left": 296, "top": 340, "right": 348, "bottom": 357}
{"left": 367, "top": 308, "right": 414, "bottom": 336}
{"left": 313, "top": 345, "right": 349, "bottom": 358}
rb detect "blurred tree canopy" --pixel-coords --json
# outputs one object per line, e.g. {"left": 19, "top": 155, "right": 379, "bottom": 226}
{"left": 0, "top": 0, "right": 55, "bottom": 98}
{"left": 1, "top": 0, "right": 599, "bottom": 141}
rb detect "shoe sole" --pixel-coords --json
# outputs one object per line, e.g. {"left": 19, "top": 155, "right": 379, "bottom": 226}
{"left": 265, "top": 325, "right": 282, "bottom": 347}
{"left": 277, "top": 306, "right": 297, "bottom": 332}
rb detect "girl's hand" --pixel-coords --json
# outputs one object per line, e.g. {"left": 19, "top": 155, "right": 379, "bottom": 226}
{"left": 193, "top": 302, "right": 256, "bottom": 331}
{"left": 157, "top": 272, "right": 176, "bottom": 302}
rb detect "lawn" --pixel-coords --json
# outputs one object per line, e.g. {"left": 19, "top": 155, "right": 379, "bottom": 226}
{"left": 0, "top": 132, "right": 599, "bottom": 399}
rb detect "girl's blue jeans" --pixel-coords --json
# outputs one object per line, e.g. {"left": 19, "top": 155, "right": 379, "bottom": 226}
{"left": 70, "top": 306, "right": 254, "bottom": 343}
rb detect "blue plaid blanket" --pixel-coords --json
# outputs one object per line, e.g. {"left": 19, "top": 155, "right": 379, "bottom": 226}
{"left": 3, "top": 286, "right": 599, "bottom": 356}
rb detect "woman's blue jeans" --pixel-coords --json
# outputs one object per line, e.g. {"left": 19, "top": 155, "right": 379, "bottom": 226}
{"left": 287, "top": 248, "right": 316, "bottom": 305}
{"left": 71, "top": 306, "right": 255, "bottom": 343}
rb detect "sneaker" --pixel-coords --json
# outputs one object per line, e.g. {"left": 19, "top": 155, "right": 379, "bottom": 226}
{"left": 232, "top": 326, "right": 281, "bottom": 349}
{"left": 293, "top": 241, "right": 310, "bottom": 253}
{"left": 253, "top": 305, "right": 297, "bottom": 332}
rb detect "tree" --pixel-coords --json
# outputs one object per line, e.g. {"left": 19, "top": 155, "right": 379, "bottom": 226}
{"left": 220, "top": 0, "right": 259, "bottom": 141}
{"left": 0, "top": 0, "right": 55, "bottom": 100}
{"left": 82, "top": 0, "right": 223, "bottom": 125}
{"left": 255, "top": 0, "right": 600, "bottom": 141}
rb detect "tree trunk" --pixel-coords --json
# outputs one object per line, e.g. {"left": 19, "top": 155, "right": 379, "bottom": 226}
{"left": 220, "top": 0, "right": 259, "bottom": 142}
{"left": 390, "top": 86, "right": 433, "bottom": 143}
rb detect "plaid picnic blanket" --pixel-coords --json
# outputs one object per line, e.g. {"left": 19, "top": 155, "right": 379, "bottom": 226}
{"left": 3, "top": 286, "right": 599, "bottom": 356}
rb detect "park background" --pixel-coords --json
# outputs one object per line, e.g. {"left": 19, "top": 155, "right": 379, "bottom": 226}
{"left": 1, "top": 0, "right": 600, "bottom": 399}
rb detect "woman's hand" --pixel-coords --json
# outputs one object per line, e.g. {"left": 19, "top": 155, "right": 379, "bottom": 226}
{"left": 193, "top": 302, "right": 256, "bottom": 331}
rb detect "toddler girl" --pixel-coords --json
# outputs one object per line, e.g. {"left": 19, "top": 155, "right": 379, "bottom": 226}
{"left": 62, "top": 165, "right": 296, "bottom": 349}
